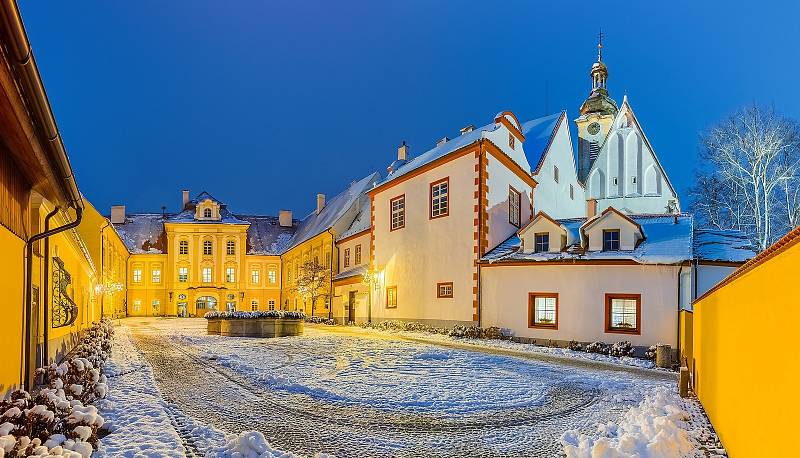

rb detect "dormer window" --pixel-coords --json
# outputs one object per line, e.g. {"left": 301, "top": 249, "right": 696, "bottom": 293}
{"left": 603, "top": 229, "right": 620, "bottom": 251}
{"left": 203, "top": 208, "right": 212, "bottom": 218}
{"left": 534, "top": 233, "right": 549, "bottom": 253}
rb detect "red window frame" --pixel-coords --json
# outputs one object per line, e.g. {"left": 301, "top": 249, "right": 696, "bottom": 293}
{"left": 604, "top": 293, "right": 642, "bottom": 335}
{"left": 528, "top": 292, "right": 559, "bottom": 329}
{"left": 429, "top": 177, "right": 450, "bottom": 219}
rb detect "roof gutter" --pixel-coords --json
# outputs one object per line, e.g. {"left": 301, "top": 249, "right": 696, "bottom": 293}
{"left": 0, "top": 0, "right": 82, "bottom": 210}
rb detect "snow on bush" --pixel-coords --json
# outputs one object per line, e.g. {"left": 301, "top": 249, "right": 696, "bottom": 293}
{"left": 585, "top": 341, "right": 611, "bottom": 355}
{"left": 560, "top": 386, "right": 694, "bottom": 458}
{"left": 305, "top": 316, "right": 336, "bottom": 325}
{"left": 568, "top": 340, "right": 584, "bottom": 352}
{"left": 610, "top": 341, "right": 635, "bottom": 358}
{"left": 644, "top": 346, "right": 657, "bottom": 361}
{"left": 204, "top": 311, "right": 306, "bottom": 320}
{"left": 359, "top": 320, "right": 509, "bottom": 340}
{"left": 207, "top": 430, "right": 335, "bottom": 458}
{"left": 0, "top": 319, "right": 113, "bottom": 458}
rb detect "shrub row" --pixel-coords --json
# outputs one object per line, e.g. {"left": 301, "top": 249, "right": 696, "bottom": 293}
{"left": 0, "top": 318, "right": 114, "bottom": 458}
{"left": 358, "top": 320, "right": 509, "bottom": 340}
{"left": 569, "top": 340, "right": 636, "bottom": 357}
{"left": 203, "top": 310, "right": 306, "bottom": 320}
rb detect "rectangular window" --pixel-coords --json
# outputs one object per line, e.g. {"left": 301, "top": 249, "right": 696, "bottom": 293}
{"left": 179, "top": 240, "right": 188, "bottom": 255}
{"left": 534, "top": 233, "right": 550, "bottom": 253}
{"left": 268, "top": 269, "right": 277, "bottom": 284}
{"left": 603, "top": 229, "right": 620, "bottom": 251}
{"left": 226, "top": 267, "right": 236, "bottom": 283}
{"left": 251, "top": 269, "right": 260, "bottom": 284}
{"left": 133, "top": 299, "right": 141, "bottom": 312}
{"left": 606, "top": 294, "right": 641, "bottom": 334}
{"left": 508, "top": 133, "right": 515, "bottom": 149}
{"left": 203, "top": 240, "right": 212, "bottom": 255}
{"left": 390, "top": 195, "right": 405, "bottom": 231}
{"left": 178, "top": 267, "right": 188, "bottom": 283}
{"left": 152, "top": 269, "right": 161, "bottom": 283}
{"left": 268, "top": 299, "right": 275, "bottom": 311}
{"left": 202, "top": 267, "right": 212, "bottom": 283}
{"left": 508, "top": 186, "right": 521, "bottom": 227}
{"left": 430, "top": 178, "right": 449, "bottom": 219}
{"left": 355, "top": 244, "right": 362, "bottom": 265}
{"left": 437, "top": 282, "right": 453, "bottom": 298}
{"left": 133, "top": 269, "right": 142, "bottom": 283}
{"left": 529, "top": 293, "right": 558, "bottom": 328}
{"left": 570, "top": 184, "right": 574, "bottom": 200}
{"left": 251, "top": 300, "right": 258, "bottom": 311}
{"left": 344, "top": 248, "right": 351, "bottom": 268}
{"left": 226, "top": 240, "right": 236, "bottom": 255}
{"left": 554, "top": 165, "right": 559, "bottom": 183}
{"left": 386, "top": 286, "right": 397, "bottom": 308}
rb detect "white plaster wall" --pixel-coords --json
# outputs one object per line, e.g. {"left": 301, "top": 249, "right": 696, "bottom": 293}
{"left": 481, "top": 264, "right": 680, "bottom": 347}
{"left": 532, "top": 117, "right": 586, "bottom": 219}
{"left": 484, "top": 121, "right": 531, "bottom": 172}
{"left": 337, "top": 232, "right": 370, "bottom": 271}
{"left": 486, "top": 154, "right": 533, "bottom": 251}
{"left": 372, "top": 152, "right": 478, "bottom": 325}
{"left": 695, "top": 264, "right": 737, "bottom": 299}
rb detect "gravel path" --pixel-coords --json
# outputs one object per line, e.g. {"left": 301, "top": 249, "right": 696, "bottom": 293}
{"left": 125, "top": 318, "right": 675, "bottom": 457}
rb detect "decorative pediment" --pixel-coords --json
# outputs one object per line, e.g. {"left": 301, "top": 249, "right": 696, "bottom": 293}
{"left": 195, "top": 198, "right": 221, "bottom": 221}
{"left": 580, "top": 207, "right": 645, "bottom": 251}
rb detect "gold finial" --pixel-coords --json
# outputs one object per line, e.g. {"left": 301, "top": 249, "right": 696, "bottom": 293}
{"left": 597, "top": 29, "right": 603, "bottom": 62}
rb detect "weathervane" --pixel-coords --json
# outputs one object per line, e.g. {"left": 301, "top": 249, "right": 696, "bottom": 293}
{"left": 597, "top": 28, "right": 604, "bottom": 62}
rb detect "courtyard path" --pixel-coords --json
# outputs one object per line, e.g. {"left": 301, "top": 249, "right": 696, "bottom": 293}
{"left": 122, "top": 318, "right": 675, "bottom": 457}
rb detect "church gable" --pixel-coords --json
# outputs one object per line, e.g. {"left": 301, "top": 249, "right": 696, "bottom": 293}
{"left": 586, "top": 98, "right": 679, "bottom": 214}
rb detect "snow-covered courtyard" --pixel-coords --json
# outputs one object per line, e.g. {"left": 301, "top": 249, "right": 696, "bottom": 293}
{"left": 96, "top": 318, "right": 723, "bottom": 457}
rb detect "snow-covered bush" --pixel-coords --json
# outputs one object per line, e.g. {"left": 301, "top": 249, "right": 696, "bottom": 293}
{"left": 644, "top": 345, "right": 657, "bottom": 361}
{"left": 610, "top": 341, "right": 635, "bottom": 358}
{"left": 480, "top": 327, "right": 508, "bottom": 340}
{"left": 204, "top": 310, "right": 306, "bottom": 320}
{"left": 0, "top": 319, "right": 113, "bottom": 458}
{"left": 585, "top": 341, "right": 611, "bottom": 355}
{"left": 305, "top": 316, "right": 336, "bottom": 325}
{"left": 448, "top": 325, "right": 482, "bottom": 339}
{"left": 568, "top": 340, "right": 583, "bottom": 352}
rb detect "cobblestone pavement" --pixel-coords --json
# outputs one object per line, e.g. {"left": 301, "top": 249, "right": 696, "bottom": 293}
{"left": 125, "top": 318, "right": 675, "bottom": 457}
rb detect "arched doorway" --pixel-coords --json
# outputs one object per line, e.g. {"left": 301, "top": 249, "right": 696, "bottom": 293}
{"left": 196, "top": 296, "right": 218, "bottom": 315}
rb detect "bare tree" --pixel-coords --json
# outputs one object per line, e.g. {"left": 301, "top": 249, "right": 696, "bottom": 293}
{"left": 294, "top": 259, "right": 330, "bottom": 317}
{"left": 690, "top": 105, "right": 800, "bottom": 251}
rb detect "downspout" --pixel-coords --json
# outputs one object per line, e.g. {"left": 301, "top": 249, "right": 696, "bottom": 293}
{"left": 676, "top": 264, "right": 684, "bottom": 363}
{"left": 40, "top": 207, "right": 59, "bottom": 372}
{"left": 24, "top": 206, "right": 83, "bottom": 390}
{"left": 99, "top": 221, "right": 109, "bottom": 318}
{"left": 327, "top": 228, "right": 335, "bottom": 321}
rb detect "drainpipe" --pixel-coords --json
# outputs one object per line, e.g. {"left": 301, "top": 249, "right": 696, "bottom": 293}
{"left": 99, "top": 221, "right": 109, "bottom": 318}
{"left": 327, "top": 228, "right": 335, "bottom": 321}
{"left": 23, "top": 206, "right": 83, "bottom": 390}
{"left": 676, "top": 264, "right": 684, "bottom": 364}
{"left": 39, "top": 207, "right": 59, "bottom": 373}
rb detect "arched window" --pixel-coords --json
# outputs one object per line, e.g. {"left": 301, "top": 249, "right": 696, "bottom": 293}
{"left": 226, "top": 240, "right": 235, "bottom": 255}
{"left": 196, "top": 296, "right": 217, "bottom": 311}
{"left": 203, "top": 208, "right": 212, "bottom": 218}
{"left": 203, "top": 240, "right": 212, "bottom": 255}
{"left": 179, "top": 240, "right": 189, "bottom": 255}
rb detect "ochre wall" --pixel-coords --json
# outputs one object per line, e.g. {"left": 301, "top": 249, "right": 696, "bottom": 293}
{"left": 282, "top": 231, "right": 335, "bottom": 316}
{"left": 692, "top": 230, "right": 800, "bottom": 457}
{"left": 0, "top": 225, "right": 25, "bottom": 394}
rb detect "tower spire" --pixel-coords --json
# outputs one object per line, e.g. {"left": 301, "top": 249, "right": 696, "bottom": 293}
{"left": 597, "top": 29, "right": 603, "bottom": 62}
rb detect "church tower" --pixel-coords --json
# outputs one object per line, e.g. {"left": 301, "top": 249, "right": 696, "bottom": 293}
{"left": 575, "top": 33, "right": 618, "bottom": 183}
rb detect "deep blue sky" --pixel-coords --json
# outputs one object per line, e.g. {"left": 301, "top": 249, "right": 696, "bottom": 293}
{"left": 19, "top": 1, "right": 800, "bottom": 216}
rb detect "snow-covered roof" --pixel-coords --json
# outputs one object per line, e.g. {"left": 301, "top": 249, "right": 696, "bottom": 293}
{"left": 521, "top": 112, "right": 563, "bottom": 174}
{"left": 374, "top": 122, "right": 500, "bottom": 189}
{"left": 337, "top": 198, "right": 371, "bottom": 241}
{"left": 693, "top": 229, "right": 755, "bottom": 263}
{"left": 483, "top": 214, "right": 694, "bottom": 265}
{"left": 235, "top": 215, "right": 297, "bottom": 255}
{"left": 112, "top": 214, "right": 167, "bottom": 254}
{"left": 165, "top": 191, "right": 249, "bottom": 225}
{"left": 288, "top": 172, "right": 379, "bottom": 251}
{"left": 333, "top": 264, "right": 368, "bottom": 282}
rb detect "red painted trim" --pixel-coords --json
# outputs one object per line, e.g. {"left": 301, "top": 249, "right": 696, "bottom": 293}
{"left": 337, "top": 228, "right": 370, "bottom": 245}
{"left": 437, "top": 282, "right": 454, "bottom": 298}
{"left": 604, "top": 293, "right": 642, "bottom": 335}
{"left": 508, "top": 185, "right": 521, "bottom": 228}
{"left": 528, "top": 292, "right": 559, "bottom": 329}
{"left": 429, "top": 177, "right": 450, "bottom": 220}
{"left": 389, "top": 194, "right": 405, "bottom": 231}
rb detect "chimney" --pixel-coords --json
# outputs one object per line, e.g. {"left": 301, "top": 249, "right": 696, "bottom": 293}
{"left": 397, "top": 141, "right": 408, "bottom": 161}
{"left": 279, "top": 210, "right": 293, "bottom": 227}
{"left": 110, "top": 205, "right": 126, "bottom": 224}
{"left": 586, "top": 198, "right": 598, "bottom": 218}
{"left": 437, "top": 136, "right": 449, "bottom": 146}
{"left": 460, "top": 124, "right": 475, "bottom": 135}
{"left": 182, "top": 189, "right": 190, "bottom": 208}
{"left": 316, "top": 194, "right": 326, "bottom": 214}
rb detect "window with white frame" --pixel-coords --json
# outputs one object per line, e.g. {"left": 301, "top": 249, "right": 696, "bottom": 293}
{"left": 203, "top": 208, "right": 212, "bottom": 218}
{"left": 437, "top": 282, "right": 453, "bottom": 298}
{"left": 268, "top": 268, "right": 277, "bottom": 284}
{"left": 606, "top": 295, "right": 640, "bottom": 333}
{"left": 226, "top": 267, "right": 236, "bottom": 283}
{"left": 203, "top": 240, "right": 212, "bottom": 255}
{"left": 430, "top": 178, "right": 449, "bottom": 218}
{"left": 178, "top": 267, "right": 188, "bottom": 283}
{"left": 133, "top": 299, "right": 141, "bottom": 312}
{"left": 152, "top": 268, "right": 161, "bottom": 283}
{"left": 344, "top": 248, "right": 351, "bottom": 268}
{"left": 226, "top": 240, "right": 235, "bottom": 255}
{"left": 355, "top": 244, "right": 362, "bottom": 265}
{"left": 390, "top": 195, "right": 405, "bottom": 230}
{"left": 509, "top": 186, "right": 521, "bottom": 227}
{"left": 202, "top": 267, "right": 212, "bottom": 283}
{"left": 529, "top": 293, "right": 558, "bottom": 328}
{"left": 179, "top": 240, "right": 188, "bottom": 255}
{"left": 133, "top": 268, "right": 142, "bottom": 283}
{"left": 251, "top": 269, "right": 260, "bottom": 284}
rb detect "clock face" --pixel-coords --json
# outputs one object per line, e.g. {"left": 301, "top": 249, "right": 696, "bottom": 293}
{"left": 587, "top": 122, "right": 601, "bottom": 135}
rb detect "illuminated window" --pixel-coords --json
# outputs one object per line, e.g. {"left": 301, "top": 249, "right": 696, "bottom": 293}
{"left": 251, "top": 269, "right": 260, "bottom": 284}
{"left": 606, "top": 295, "right": 641, "bottom": 334}
{"left": 386, "top": 286, "right": 397, "bottom": 308}
{"left": 178, "top": 267, "right": 188, "bottom": 282}
{"left": 603, "top": 230, "right": 620, "bottom": 251}
{"left": 179, "top": 240, "right": 188, "bottom": 255}
{"left": 203, "top": 208, "right": 212, "bottom": 218}
{"left": 152, "top": 299, "right": 160, "bottom": 311}
{"left": 251, "top": 300, "right": 258, "bottom": 311}
{"left": 152, "top": 268, "right": 161, "bottom": 283}
{"left": 437, "top": 282, "right": 453, "bottom": 298}
{"left": 390, "top": 195, "right": 405, "bottom": 230}
{"left": 268, "top": 269, "right": 277, "bottom": 284}
{"left": 354, "top": 244, "right": 362, "bottom": 265}
{"left": 202, "top": 267, "right": 212, "bottom": 283}
{"left": 430, "top": 178, "right": 449, "bottom": 218}
{"left": 268, "top": 299, "right": 275, "bottom": 311}
{"left": 508, "top": 186, "right": 521, "bottom": 227}
{"left": 534, "top": 233, "right": 549, "bottom": 253}
{"left": 133, "top": 299, "right": 141, "bottom": 312}
{"left": 344, "top": 248, "right": 351, "bottom": 268}
{"left": 226, "top": 240, "right": 235, "bottom": 255}
{"left": 133, "top": 269, "right": 142, "bottom": 283}
{"left": 226, "top": 267, "right": 236, "bottom": 283}
{"left": 529, "top": 293, "right": 558, "bottom": 328}
{"left": 203, "top": 240, "right": 212, "bottom": 255}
